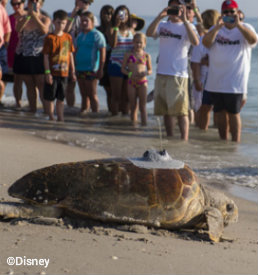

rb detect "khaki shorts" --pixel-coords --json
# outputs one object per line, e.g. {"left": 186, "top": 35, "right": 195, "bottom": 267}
{"left": 154, "top": 74, "right": 189, "bottom": 116}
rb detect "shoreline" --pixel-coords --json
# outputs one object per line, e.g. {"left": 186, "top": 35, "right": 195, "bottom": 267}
{"left": 0, "top": 126, "right": 257, "bottom": 274}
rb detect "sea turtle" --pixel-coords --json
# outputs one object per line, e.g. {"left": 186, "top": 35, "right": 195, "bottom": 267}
{"left": 0, "top": 150, "right": 238, "bottom": 242}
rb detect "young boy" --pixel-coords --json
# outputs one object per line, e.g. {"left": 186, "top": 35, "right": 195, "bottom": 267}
{"left": 43, "top": 9, "right": 76, "bottom": 121}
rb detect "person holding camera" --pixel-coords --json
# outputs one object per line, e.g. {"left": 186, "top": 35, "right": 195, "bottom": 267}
{"left": 108, "top": 5, "right": 133, "bottom": 116}
{"left": 146, "top": 0, "right": 199, "bottom": 140}
{"left": 202, "top": 0, "right": 258, "bottom": 142}
{"left": 13, "top": 0, "right": 51, "bottom": 113}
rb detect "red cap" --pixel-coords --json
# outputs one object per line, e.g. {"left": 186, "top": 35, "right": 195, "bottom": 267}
{"left": 221, "top": 0, "right": 238, "bottom": 11}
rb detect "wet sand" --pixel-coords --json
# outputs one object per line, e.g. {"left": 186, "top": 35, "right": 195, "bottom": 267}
{"left": 0, "top": 127, "right": 257, "bottom": 275}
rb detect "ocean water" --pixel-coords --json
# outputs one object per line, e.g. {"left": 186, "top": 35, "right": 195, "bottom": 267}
{"left": 1, "top": 17, "right": 257, "bottom": 202}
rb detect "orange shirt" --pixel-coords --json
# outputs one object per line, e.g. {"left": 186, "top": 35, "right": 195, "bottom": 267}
{"left": 43, "top": 32, "right": 75, "bottom": 77}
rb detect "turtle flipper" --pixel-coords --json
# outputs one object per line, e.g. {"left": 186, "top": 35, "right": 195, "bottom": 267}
{"left": 0, "top": 202, "right": 62, "bottom": 219}
{"left": 204, "top": 207, "right": 224, "bottom": 242}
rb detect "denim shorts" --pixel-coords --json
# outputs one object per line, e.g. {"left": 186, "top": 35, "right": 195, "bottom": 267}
{"left": 107, "top": 62, "right": 127, "bottom": 78}
{"left": 0, "top": 45, "right": 8, "bottom": 74}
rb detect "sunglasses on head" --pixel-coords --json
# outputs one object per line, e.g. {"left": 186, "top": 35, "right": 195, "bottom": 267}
{"left": 223, "top": 9, "right": 236, "bottom": 15}
{"left": 11, "top": 1, "right": 22, "bottom": 6}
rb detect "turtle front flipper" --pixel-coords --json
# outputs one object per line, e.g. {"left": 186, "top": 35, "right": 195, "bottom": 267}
{"left": 0, "top": 202, "right": 62, "bottom": 220}
{"left": 204, "top": 207, "right": 224, "bottom": 242}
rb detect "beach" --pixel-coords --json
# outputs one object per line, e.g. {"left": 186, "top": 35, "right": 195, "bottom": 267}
{"left": 0, "top": 119, "right": 257, "bottom": 275}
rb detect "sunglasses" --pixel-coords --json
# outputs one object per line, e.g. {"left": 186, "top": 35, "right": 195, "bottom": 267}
{"left": 223, "top": 9, "right": 236, "bottom": 15}
{"left": 11, "top": 1, "right": 22, "bottom": 6}
{"left": 186, "top": 6, "right": 193, "bottom": 10}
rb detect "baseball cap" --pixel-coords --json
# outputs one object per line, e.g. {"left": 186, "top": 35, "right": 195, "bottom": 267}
{"left": 221, "top": 0, "right": 238, "bottom": 11}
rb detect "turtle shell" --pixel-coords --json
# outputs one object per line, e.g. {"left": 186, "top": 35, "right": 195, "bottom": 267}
{"left": 8, "top": 158, "right": 205, "bottom": 229}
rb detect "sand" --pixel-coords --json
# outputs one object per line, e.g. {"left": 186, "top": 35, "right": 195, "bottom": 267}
{"left": 0, "top": 127, "right": 257, "bottom": 275}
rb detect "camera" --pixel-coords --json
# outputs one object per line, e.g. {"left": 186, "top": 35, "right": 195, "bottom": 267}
{"left": 167, "top": 7, "right": 179, "bottom": 16}
{"left": 118, "top": 10, "right": 126, "bottom": 20}
{"left": 77, "top": 9, "right": 83, "bottom": 16}
{"left": 223, "top": 16, "right": 235, "bottom": 23}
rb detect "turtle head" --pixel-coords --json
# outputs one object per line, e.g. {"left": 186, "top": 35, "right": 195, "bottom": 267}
{"left": 218, "top": 197, "right": 238, "bottom": 226}
{"left": 205, "top": 186, "right": 238, "bottom": 226}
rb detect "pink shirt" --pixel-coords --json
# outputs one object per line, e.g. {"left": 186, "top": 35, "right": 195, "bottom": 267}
{"left": 0, "top": 4, "right": 11, "bottom": 48}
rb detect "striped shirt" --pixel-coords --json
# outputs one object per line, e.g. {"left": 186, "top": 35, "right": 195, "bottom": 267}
{"left": 110, "top": 30, "right": 133, "bottom": 66}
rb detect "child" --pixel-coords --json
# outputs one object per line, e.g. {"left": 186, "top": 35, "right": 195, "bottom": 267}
{"left": 43, "top": 9, "right": 76, "bottom": 121}
{"left": 130, "top": 13, "right": 145, "bottom": 34}
{"left": 121, "top": 32, "right": 152, "bottom": 126}
{"left": 75, "top": 11, "right": 106, "bottom": 114}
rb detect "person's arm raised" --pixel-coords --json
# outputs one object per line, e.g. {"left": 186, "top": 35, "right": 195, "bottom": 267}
{"left": 202, "top": 16, "right": 224, "bottom": 48}
{"left": 146, "top": 8, "right": 168, "bottom": 37}
{"left": 180, "top": 5, "right": 199, "bottom": 46}
{"left": 235, "top": 14, "right": 258, "bottom": 45}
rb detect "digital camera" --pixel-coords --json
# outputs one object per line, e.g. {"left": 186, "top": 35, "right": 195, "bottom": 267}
{"left": 77, "top": 9, "right": 83, "bottom": 16}
{"left": 118, "top": 10, "right": 126, "bottom": 20}
{"left": 167, "top": 7, "right": 179, "bottom": 16}
{"left": 223, "top": 16, "right": 235, "bottom": 24}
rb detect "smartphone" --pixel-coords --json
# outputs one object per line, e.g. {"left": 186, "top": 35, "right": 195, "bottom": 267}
{"left": 167, "top": 7, "right": 179, "bottom": 16}
{"left": 32, "top": 2, "right": 37, "bottom": 12}
{"left": 223, "top": 16, "right": 235, "bottom": 23}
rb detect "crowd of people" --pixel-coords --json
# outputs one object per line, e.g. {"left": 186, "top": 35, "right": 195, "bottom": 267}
{"left": 0, "top": 0, "right": 257, "bottom": 142}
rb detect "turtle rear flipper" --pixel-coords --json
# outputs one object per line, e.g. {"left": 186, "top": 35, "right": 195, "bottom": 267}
{"left": 205, "top": 207, "right": 224, "bottom": 243}
{"left": 0, "top": 202, "right": 62, "bottom": 220}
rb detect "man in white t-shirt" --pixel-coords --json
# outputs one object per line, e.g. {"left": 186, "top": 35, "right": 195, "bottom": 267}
{"left": 146, "top": 0, "right": 199, "bottom": 140}
{"left": 203, "top": 0, "right": 257, "bottom": 142}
